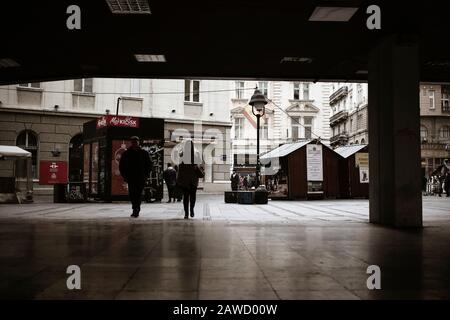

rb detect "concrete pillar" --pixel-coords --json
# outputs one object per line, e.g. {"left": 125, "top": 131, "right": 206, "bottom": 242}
{"left": 368, "top": 34, "right": 422, "bottom": 227}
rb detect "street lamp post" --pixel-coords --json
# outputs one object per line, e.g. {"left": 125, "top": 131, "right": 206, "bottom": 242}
{"left": 249, "top": 88, "right": 268, "bottom": 187}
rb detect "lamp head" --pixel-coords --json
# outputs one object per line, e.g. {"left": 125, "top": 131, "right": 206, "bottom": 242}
{"left": 249, "top": 89, "right": 267, "bottom": 116}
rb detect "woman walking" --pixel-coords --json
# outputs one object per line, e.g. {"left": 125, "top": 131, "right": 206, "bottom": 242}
{"left": 176, "top": 140, "right": 204, "bottom": 219}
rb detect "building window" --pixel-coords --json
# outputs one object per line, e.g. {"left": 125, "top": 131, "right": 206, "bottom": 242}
{"left": 442, "top": 86, "right": 450, "bottom": 112}
{"left": 74, "top": 78, "right": 93, "bottom": 93}
{"left": 355, "top": 140, "right": 359, "bottom": 144}
{"left": 429, "top": 90, "right": 436, "bottom": 109}
{"left": 184, "top": 80, "right": 200, "bottom": 102}
{"left": 440, "top": 126, "right": 450, "bottom": 139}
{"left": 361, "top": 138, "right": 366, "bottom": 144}
{"left": 357, "top": 114, "right": 364, "bottom": 131}
{"left": 235, "top": 81, "right": 245, "bottom": 99}
{"left": 234, "top": 118, "right": 244, "bottom": 139}
{"left": 304, "top": 116, "right": 313, "bottom": 139}
{"left": 291, "top": 117, "right": 300, "bottom": 140}
{"left": 293, "top": 82, "right": 300, "bottom": 100}
{"left": 420, "top": 126, "right": 428, "bottom": 141}
{"left": 303, "top": 83, "right": 310, "bottom": 100}
{"left": 258, "top": 81, "right": 268, "bottom": 97}
{"left": 261, "top": 120, "right": 269, "bottom": 139}
{"left": 16, "top": 130, "right": 39, "bottom": 179}
{"left": 19, "top": 82, "right": 40, "bottom": 88}
{"left": 357, "top": 84, "right": 363, "bottom": 105}
{"left": 350, "top": 118, "right": 354, "bottom": 132}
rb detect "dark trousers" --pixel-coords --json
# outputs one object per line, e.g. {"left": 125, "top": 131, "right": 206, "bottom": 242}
{"left": 167, "top": 184, "right": 175, "bottom": 200}
{"left": 182, "top": 186, "right": 197, "bottom": 215}
{"left": 128, "top": 182, "right": 144, "bottom": 211}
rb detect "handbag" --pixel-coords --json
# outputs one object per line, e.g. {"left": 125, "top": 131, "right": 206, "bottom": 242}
{"left": 195, "top": 166, "right": 205, "bottom": 179}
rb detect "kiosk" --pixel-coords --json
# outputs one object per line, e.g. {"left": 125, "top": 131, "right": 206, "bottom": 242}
{"left": 260, "top": 139, "right": 340, "bottom": 200}
{"left": 83, "top": 115, "right": 165, "bottom": 202}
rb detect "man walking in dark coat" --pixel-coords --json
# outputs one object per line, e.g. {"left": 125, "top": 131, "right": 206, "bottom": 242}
{"left": 119, "top": 136, "right": 152, "bottom": 218}
{"left": 163, "top": 163, "right": 177, "bottom": 202}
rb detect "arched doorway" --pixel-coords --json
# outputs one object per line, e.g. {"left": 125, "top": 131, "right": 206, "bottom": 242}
{"left": 16, "top": 130, "right": 38, "bottom": 179}
{"left": 69, "top": 134, "right": 83, "bottom": 182}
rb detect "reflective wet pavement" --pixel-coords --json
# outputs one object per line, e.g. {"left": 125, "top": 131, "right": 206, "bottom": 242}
{"left": 1, "top": 196, "right": 450, "bottom": 299}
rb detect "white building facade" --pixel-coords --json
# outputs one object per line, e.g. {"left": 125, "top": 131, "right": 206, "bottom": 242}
{"left": 229, "top": 80, "right": 332, "bottom": 180}
{"left": 328, "top": 82, "right": 369, "bottom": 148}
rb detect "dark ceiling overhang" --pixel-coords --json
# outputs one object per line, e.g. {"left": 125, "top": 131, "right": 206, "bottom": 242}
{"left": 1, "top": 0, "right": 450, "bottom": 85}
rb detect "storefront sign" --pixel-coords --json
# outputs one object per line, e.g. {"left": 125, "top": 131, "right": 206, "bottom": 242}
{"left": 355, "top": 152, "right": 369, "bottom": 183}
{"left": 39, "top": 161, "right": 68, "bottom": 184}
{"left": 306, "top": 144, "right": 323, "bottom": 181}
{"left": 355, "top": 152, "right": 369, "bottom": 167}
{"left": 96, "top": 115, "right": 140, "bottom": 129}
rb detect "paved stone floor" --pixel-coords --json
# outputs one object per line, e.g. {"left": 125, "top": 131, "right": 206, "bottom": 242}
{"left": 1, "top": 195, "right": 450, "bottom": 300}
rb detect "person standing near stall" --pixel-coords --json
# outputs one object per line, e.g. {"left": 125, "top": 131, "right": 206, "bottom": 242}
{"left": 230, "top": 170, "right": 240, "bottom": 191}
{"left": 119, "top": 136, "right": 152, "bottom": 218}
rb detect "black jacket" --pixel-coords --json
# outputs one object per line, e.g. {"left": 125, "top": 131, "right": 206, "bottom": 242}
{"left": 176, "top": 163, "right": 204, "bottom": 189}
{"left": 119, "top": 147, "right": 152, "bottom": 184}
{"left": 230, "top": 173, "right": 240, "bottom": 187}
{"left": 163, "top": 167, "right": 177, "bottom": 186}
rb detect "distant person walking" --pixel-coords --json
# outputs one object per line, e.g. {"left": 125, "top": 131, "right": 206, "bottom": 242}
{"left": 230, "top": 170, "right": 240, "bottom": 191}
{"left": 119, "top": 136, "right": 152, "bottom": 218}
{"left": 445, "top": 171, "right": 450, "bottom": 197}
{"left": 176, "top": 140, "right": 204, "bottom": 219}
{"left": 163, "top": 163, "right": 177, "bottom": 203}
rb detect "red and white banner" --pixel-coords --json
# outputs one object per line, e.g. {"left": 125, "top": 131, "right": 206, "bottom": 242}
{"left": 96, "top": 115, "right": 140, "bottom": 129}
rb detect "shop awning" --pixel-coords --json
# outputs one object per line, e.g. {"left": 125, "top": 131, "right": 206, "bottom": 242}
{"left": 334, "top": 144, "right": 368, "bottom": 159}
{"left": 0, "top": 146, "right": 31, "bottom": 158}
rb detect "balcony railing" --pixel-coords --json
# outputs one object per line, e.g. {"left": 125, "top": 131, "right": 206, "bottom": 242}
{"left": 329, "top": 86, "right": 348, "bottom": 105}
{"left": 330, "top": 132, "right": 349, "bottom": 146}
{"left": 330, "top": 110, "right": 349, "bottom": 126}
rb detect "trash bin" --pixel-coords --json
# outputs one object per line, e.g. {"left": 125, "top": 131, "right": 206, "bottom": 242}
{"left": 237, "top": 191, "right": 254, "bottom": 204}
{"left": 224, "top": 191, "right": 238, "bottom": 203}
{"left": 254, "top": 185, "right": 269, "bottom": 204}
{"left": 53, "top": 184, "right": 67, "bottom": 203}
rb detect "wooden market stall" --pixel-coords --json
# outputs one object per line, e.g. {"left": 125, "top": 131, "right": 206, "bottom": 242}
{"left": 260, "top": 139, "right": 340, "bottom": 200}
{"left": 334, "top": 144, "right": 369, "bottom": 199}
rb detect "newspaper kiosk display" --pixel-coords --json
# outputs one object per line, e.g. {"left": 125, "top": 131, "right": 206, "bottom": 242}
{"left": 82, "top": 116, "right": 165, "bottom": 202}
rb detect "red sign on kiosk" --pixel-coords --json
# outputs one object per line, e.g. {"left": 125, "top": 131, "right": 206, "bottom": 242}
{"left": 96, "top": 115, "right": 140, "bottom": 129}
{"left": 39, "top": 161, "right": 68, "bottom": 184}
